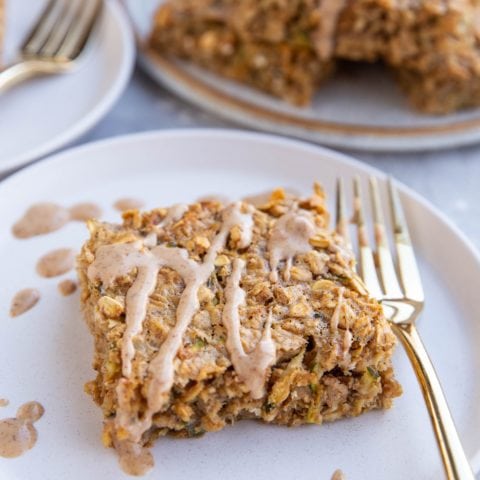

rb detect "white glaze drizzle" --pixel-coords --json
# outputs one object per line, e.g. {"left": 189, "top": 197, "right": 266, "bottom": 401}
{"left": 143, "top": 232, "right": 157, "bottom": 248}
{"left": 314, "top": 0, "right": 347, "bottom": 60}
{"left": 330, "top": 287, "right": 345, "bottom": 331}
{"left": 337, "top": 329, "right": 353, "bottom": 368}
{"left": 330, "top": 288, "right": 352, "bottom": 366}
{"left": 89, "top": 242, "right": 158, "bottom": 377}
{"left": 88, "top": 202, "right": 255, "bottom": 441}
{"left": 157, "top": 203, "right": 189, "bottom": 229}
{"left": 137, "top": 203, "right": 255, "bottom": 439}
{"left": 268, "top": 210, "right": 316, "bottom": 282}
{"left": 223, "top": 258, "right": 276, "bottom": 399}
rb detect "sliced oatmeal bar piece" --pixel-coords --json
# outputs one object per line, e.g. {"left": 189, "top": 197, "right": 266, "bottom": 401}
{"left": 149, "top": 0, "right": 334, "bottom": 105}
{"left": 336, "top": 0, "right": 480, "bottom": 113}
{"left": 389, "top": 1, "right": 480, "bottom": 114}
{"left": 77, "top": 185, "right": 401, "bottom": 465}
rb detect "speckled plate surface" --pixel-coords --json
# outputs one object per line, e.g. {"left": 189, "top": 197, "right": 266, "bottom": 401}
{"left": 124, "top": 0, "right": 480, "bottom": 152}
{"left": 0, "top": 130, "right": 479, "bottom": 479}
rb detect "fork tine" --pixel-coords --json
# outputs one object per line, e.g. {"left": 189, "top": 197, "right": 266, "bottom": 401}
{"left": 56, "top": 0, "right": 102, "bottom": 60}
{"left": 335, "top": 178, "right": 352, "bottom": 250}
{"left": 352, "top": 177, "right": 383, "bottom": 299}
{"left": 388, "top": 179, "right": 425, "bottom": 302}
{"left": 39, "top": 0, "right": 79, "bottom": 58}
{"left": 21, "top": 0, "right": 59, "bottom": 54}
{"left": 369, "top": 177, "right": 403, "bottom": 299}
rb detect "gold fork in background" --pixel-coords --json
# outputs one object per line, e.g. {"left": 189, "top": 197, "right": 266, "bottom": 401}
{"left": 0, "top": 0, "right": 102, "bottom": 93}
{"left": 336, "top": 177, "right": 475, "bottom": 480}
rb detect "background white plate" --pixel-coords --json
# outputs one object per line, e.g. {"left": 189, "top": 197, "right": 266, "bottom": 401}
{"left": 0, "top": 130, "right": 479, "bottom": 480}
{"left": 125, "top": 0, "right": 480, "bottom": 152}
{"left": 0, "top": 0, "right": 134, "bottom": 173}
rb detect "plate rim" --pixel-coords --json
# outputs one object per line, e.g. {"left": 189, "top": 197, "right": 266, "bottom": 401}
{"left": 141, "top": 48, "right": 480, "bottom": 138}
{"left": 1, "top": 128, "right": 479, "bottom": 474}
{"left": 138, "top": 49, "right": 480, "bottom": 153}
{"left": 0, "top": 0, "right": 135, "bottom": 174}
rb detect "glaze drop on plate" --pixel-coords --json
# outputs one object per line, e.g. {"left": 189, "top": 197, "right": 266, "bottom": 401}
{"left": 16, "top": 402, "right": 45, "bottom": 423}
{"left": 0, "top": 399, "right": 9, "bottom": 408}
{"left": 12, "top": 201, "right": 103, "bottom": 239}
{"left": 58, "top": 279, "right": 78, "bottom": 296}
{"left": 36, "top": 248, "right": 76, "bottom": 278}
{"left": 331, "top": 469, "right": 346, "bottom": 480}
{"left": 0, "top": 402, "right": 44, "bottom": 458}
{"left": 116, "top": 440, "right": 154, "bottom": 476}
{"left": 12, "top": 203, "right": 70, "bottom": 239}
{"left": 69, "top": 203, "right": 103, "bottom": 222}
{"left": 113, "top": 198, "right": 145, "bottom": 212}
{"left": 10, "top": 288, "right": 41, "bottom": 317}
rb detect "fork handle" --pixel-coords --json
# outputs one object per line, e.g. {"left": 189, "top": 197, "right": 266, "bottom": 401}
{"left": 0, "top": 60, "right": 65, "bottom": 93}
{"left": 392, "top": 323, "right": 475, "bottom": 480}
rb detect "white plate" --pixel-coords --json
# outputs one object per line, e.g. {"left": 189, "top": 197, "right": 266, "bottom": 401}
{"left": 125, "top": 0, "right": 480, "bottom": 152}
{"left": 0, "top": 0, "right": 134, "bottom": 173}
{"left": 0, "top": 130, "right": 479, "bottom": 480}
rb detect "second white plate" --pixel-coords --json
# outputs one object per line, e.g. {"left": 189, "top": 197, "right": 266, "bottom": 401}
{"left": 125, "top": 0, "right": 480, "bottom": 152}
{"left": 0, "top": 0, "right": 134, "bottom": 173}
{"left": 0, "top": 130, "right": 479, "bottom": 479}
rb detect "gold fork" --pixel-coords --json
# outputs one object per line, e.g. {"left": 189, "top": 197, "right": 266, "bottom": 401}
{"left": 0, "top": 0, "right": 102, "bottom": 93}
{"left": 336, "top": 176, "right": 475, "bottom": 480}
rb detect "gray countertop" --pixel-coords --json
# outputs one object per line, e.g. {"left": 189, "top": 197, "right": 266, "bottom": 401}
{"left": 76, "top": 69, "right": 480, "bottom": 251}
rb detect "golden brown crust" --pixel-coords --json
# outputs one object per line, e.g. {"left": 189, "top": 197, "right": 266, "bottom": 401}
{"left": 77, "top": 187, "right": 401, "bottom": 448}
